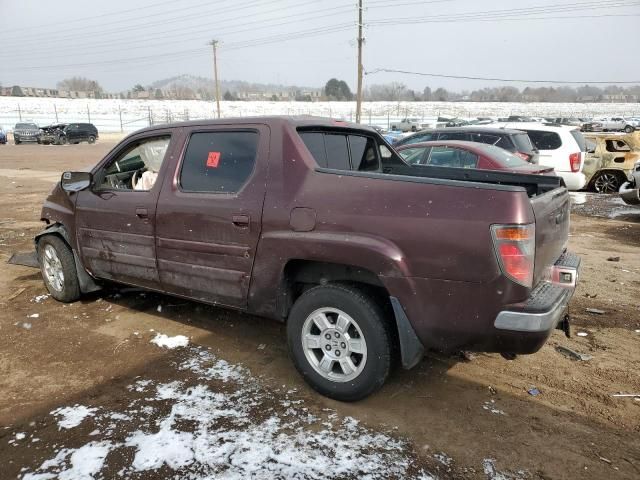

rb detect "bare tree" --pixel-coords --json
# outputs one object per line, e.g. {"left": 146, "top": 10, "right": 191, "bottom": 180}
{"left": 57, "top": 76, "right": 103, "bottom": 93}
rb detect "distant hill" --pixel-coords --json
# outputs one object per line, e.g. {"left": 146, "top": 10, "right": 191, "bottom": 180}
{"left": 149, "top": 74, "right": 318, "bottom": 95}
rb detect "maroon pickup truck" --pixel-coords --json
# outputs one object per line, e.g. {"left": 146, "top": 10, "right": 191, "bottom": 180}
{"left": 36, "top": 117, "right": 580, "bottom": 401}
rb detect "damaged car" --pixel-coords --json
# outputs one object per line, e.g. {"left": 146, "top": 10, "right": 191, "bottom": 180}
{"left": 619, "top": 159, "right": 640, "bottom": 205}
{"left": 582, "top": 133, "right": 640, "bottom": 193}
{"left": 39, "top": 124, "right": 69, "bottom": 145}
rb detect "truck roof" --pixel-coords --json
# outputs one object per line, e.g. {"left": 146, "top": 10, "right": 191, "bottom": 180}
{"left": 133, "top": 116, "right": 375, "bottom": 135}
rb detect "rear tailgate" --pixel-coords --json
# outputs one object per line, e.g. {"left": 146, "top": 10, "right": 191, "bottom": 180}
{"left": 530, "top": 186, "right": 571, "bottom": 286}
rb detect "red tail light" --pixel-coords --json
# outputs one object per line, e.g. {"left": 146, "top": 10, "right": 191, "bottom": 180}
{"left": 491, "top": 224, "right": 535, "bottom": 287}
{"left": 569, "top": 152, "right": 581, "bottom": 173}
{"left": 514, "top": 151, "right": 531, "bottom": 162}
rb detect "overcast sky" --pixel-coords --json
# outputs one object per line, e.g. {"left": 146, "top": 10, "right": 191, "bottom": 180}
{"left": 1, "top": 0, "right": 639, "bottom": 92}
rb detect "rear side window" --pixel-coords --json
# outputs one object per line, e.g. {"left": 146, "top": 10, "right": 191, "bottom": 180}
{"left": 526, "top": 130, "right": 562, "bottom": 150}
{"left": 570, "top": 130, "right": 586, "bottom": 152}
{"left": 180, "top": 131, "right": 258, "bottom": 193}
{"left": 324, "top": 134, "right": 350, "bottom": 170}
{"left": 427, "top": 146, "right": 478, "bottom": 168}
{"left": 399, "top": 147, "right": 428, "bottom": 165}
{"left": 469, "top": 132, "right": 501, "bottom": 146}
{"left": 512, "top": 133, "right": 534, "bottom": 152}
{"left": 399, "top": 132, "right": 434, "bottom": 145}
{"left": 349, "top": 135, "right": 379, "bottom": 171}
{"left": 299, "top": 131, "right": 379, "bottom": 171}
{"left": 437, "top": 132, "right": 468, "bottom": 141}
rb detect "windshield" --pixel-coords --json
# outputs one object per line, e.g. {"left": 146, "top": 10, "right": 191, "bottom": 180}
{"left": 16, "top": 123, "right": 38, "bottom": 129}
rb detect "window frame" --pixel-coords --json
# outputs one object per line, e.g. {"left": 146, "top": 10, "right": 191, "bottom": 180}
{"left": 177, "top": 128, "right": 261, "bottom": 195}
{"left": 92, "top": 133, "right": 173, "bottom": 193}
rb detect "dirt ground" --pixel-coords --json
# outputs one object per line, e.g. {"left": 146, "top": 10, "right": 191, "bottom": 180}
{"left": 0, "top": 142, "right": 639, "bottom": 479}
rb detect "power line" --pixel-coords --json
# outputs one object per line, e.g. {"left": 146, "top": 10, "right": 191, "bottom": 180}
{"left": 0, "top": 4, "right": 355, "bottom": 61}
{"left": 0, "top": 0, "right": 289, "bottom": 47}
{"left": 368, "top": 0, "right": 640, "bottom": 25}
{"left": 365, "top": 68, "right": 640, "bottom": 84}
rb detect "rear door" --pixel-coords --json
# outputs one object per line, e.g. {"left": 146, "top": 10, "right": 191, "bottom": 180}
{"left": 155, "top": 124, "right": 269, "bottom": 308}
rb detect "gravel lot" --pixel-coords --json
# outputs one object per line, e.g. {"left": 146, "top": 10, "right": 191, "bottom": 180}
{"left": 1, "top": 142, "right": 639, "bottom": 479}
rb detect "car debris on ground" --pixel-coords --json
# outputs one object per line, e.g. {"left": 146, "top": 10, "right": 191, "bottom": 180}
{"left": 555, "top": 346, "right": 593, "bottom": 362}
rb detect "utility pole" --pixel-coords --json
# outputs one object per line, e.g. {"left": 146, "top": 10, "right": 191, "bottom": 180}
{"left": 355, "top": 0, "right": 364, "bottom": 123}
{"left": 210, "top": 39, "right": 221, "bottom": 119}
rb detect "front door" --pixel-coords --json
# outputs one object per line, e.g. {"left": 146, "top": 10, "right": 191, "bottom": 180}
{"left": 75, "top": 131, "right": 176, "bottom": 289}
{"left": 155, "top": 124, "right": 269, "bottom": 308}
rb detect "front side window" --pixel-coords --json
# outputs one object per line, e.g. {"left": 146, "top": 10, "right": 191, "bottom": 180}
{"left": 180, "top": 131, "right": 258, "bottom": 193}
{"left": 349, "top": 135, "right": 379, "bottom": 171}
{"left": 96, "top": 136, "right": 170, "bottom": 191}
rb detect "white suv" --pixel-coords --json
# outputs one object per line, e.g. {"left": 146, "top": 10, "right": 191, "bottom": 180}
{"left": 486, "top": 123, "right": 587, "bottom": 190}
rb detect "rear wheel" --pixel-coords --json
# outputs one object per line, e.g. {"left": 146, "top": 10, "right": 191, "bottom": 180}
{"left": 287, "top": 284, "right": 393, "bottom": 401}
{"left": 37, "top": 235, "right": 81, "bottom": 302}
{"left": 88, "top": 135, "right": 96, "bottom": 144}
{"left": 624, "top": 125, "right": 634, "bottom": 133}
{"left": 593, "top": 171, "right": 624, "bottom": 194}
{"left": 58, "top": 135, "right": 67, "bottom": 145}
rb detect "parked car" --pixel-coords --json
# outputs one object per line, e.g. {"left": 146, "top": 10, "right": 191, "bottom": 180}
{"left": 552, "top": 117, "right": 583, "bottom": 128}
{"left": 390, "top": 118, "right": 422, "bottom": 132}
{"left": 396, "top": 141, "right": 554, "bottom": 175}
{"left": 35, "top": 117, "right": 579, "bottom": 401}
{"left": 56, "top": 123, "right": 99, "bottom": 144}
{"left": 619, "top": 159, "right": 640, "bottom": 205}
{"left": 582, "top": 133, "right": 640, "bottom": 193}
{"left": 485, "top": 123, "right": 587, "bottom": 191}
{"left": 582, "top": 117, "right": 635, "bottom": 133}
{"left": 0, "top": 127, "right": 7, "bottom": 144}
{"left": 39, "top": 124, "right": 68, "bottom": 145}
{"left": 394, "top": 127, "right": 539, "bottom": 163}
{"left": 13, "top": 122, "right": 41, "bottom": 144}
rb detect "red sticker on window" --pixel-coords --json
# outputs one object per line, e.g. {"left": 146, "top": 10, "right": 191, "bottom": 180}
{"left": 206, "top": 151, "right": 221, "bottom": 168}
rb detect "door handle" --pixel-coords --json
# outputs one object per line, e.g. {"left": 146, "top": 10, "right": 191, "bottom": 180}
{"left": 135, "top": 208, "right": 148, "bottom": 219}
{"left": 232, "top": 214, "right": 250, "bottom": 228}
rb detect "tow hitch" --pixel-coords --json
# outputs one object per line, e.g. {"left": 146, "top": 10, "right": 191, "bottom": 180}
{"left": 557, "top": 313, "right": 571, "bottom": 338}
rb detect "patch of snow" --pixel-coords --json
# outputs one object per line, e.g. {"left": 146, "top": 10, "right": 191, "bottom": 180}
{"left": 51, "top": 405, "right": 98, "bottom": 429}
{"left": 150, "top": 333, "right": 189, "bottom": 349}
{"left": 482, "top": 400, "right": 505, "bottom": 415}
{"left": 21, "top": 323, "right": 32, "bottom": 330}
{"left": 15, "top": 432, "right": 26, "bottom": 440}
{"left": 24, "top": 442, "right": 113, "bottom": 480}
{"left": 22, "top": 348, "right": 437, "bottom": 479}
{"left": 433, "top": 452, "right": 452, "bottom": 466}
{"left": 483, "top": 458, "right": 528, "bottom": 480}
{"left": 27, "top": 313, "right": 39, "bottom": 318}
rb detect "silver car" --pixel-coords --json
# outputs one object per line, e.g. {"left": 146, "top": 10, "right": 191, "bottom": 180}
{"left": 620, "top": 159, "right": 640, "bottom": 205}
{"left": 13, "top": 122, "right": 41, "bottom": 144}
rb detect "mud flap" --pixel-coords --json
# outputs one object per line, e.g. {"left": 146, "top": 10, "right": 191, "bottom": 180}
{"left": 557, "top": 313, "right": 571, "bottom": 338}
{"left": 389, "top": 296, "right": 425, "bottom": 369}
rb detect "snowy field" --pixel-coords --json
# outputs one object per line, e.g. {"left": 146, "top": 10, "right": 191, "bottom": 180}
{"left": 8, "top": 339, "right": 524, "bottom": 480}
{"left": 1, "top": 96, "right": 640, "bottom": 133}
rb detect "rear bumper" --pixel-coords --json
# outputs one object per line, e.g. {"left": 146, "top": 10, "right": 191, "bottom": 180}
{"left": 494, "top": 251, "right": 580, "bottom": 334}
{"left": 557, "top": 172, "right": 586, "bottom": 191}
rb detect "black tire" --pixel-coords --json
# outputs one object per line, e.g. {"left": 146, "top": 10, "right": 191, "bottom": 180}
{"left": 592, "top": 171, "right": 624, "bottom": 194}
{"left": 624, "top": 125, "right": 634, "bottom": 134}
{"left": 58, "top": 136, "right": 67, "bottom": 145}
{"left": 14, "top": 139, "right": 20, "bottom": 145}
{"left": 88, "top": 135, "right": 96, "bottom": 144}
{"left": 287, "top": 284, "right": 393, "bottom": 402}
{"left": 37, "top": 235, "right": 81, "bottom": 302}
